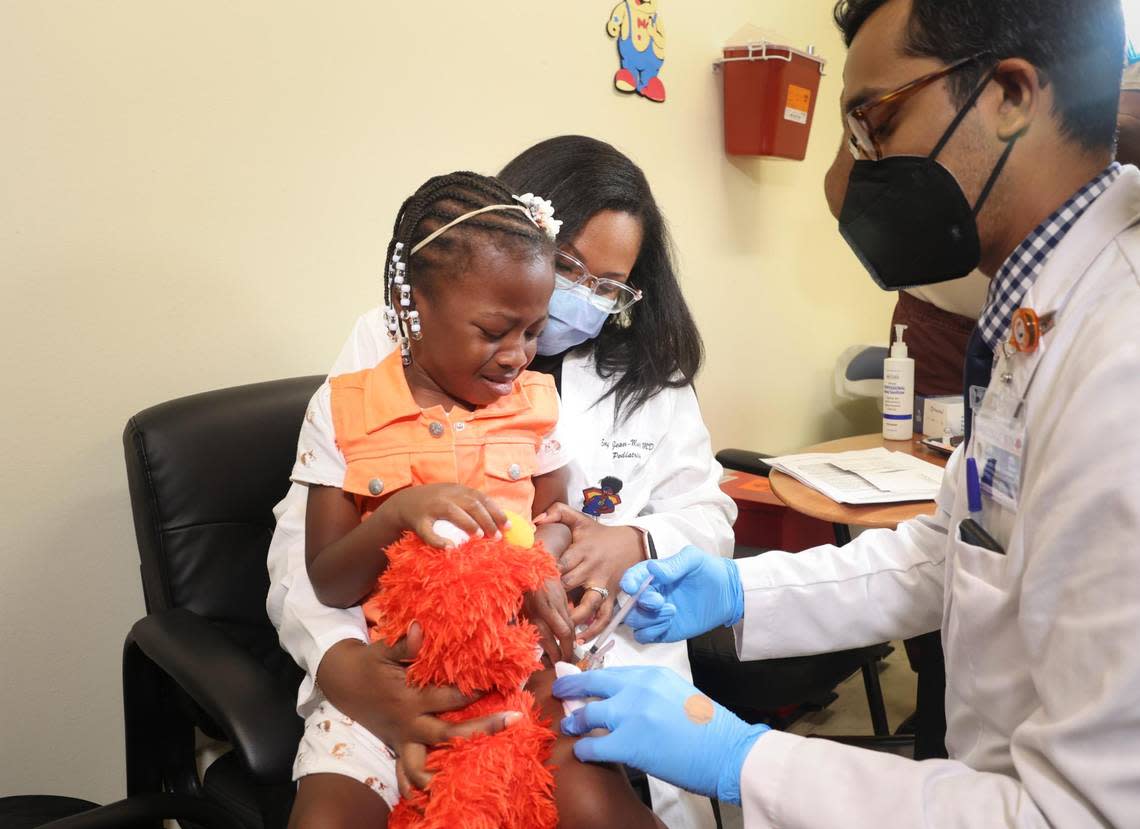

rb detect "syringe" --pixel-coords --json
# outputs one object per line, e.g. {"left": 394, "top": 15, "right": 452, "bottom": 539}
{"left": 581, "top": 574, "right": 655, "bottom": 670}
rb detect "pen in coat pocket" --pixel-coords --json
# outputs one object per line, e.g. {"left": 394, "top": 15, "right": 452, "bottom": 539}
{"left": 961, "top": 457, "right": 1005, "bottom": 555}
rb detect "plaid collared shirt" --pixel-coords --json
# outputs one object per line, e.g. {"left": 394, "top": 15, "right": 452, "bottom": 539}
{"left": 978, "top": 163, "right": 1122, "bottom": 350}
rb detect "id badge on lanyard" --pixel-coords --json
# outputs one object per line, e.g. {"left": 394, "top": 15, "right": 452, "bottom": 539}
{"left": 970, "top": 370, "right": 1027, "bottom": 512}
{"left": 971, "top": 246, "right": 1101, "bottom": 513}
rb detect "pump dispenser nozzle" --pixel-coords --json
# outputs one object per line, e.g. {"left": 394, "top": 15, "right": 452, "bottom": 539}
{"left": 891, "top": 324, "right": 909, "bottom": 358}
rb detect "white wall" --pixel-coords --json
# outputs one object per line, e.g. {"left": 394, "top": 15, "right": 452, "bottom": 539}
{"left": 0, "top": 1, "right": 891, "bottom": 801}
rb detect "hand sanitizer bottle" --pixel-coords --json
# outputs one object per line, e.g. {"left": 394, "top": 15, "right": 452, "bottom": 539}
{"left": 883, "top": 324, "right": 915, "bottom": 440}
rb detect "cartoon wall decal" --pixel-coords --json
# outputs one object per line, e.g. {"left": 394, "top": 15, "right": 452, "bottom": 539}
{"left": 607, "top": 0, "right": 666, "bottom": 103}
{"left": 581, "top": 476, "right": 624, "bottom": 516}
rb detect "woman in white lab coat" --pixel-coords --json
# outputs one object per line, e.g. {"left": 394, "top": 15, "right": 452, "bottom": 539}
{"left": 268, "top": 135, "right": 736, "bottom": 829}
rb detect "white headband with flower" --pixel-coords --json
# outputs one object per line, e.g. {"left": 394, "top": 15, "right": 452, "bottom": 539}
{"left": 408, "top": 194, "right": 561, "bottom": 256}
{"left": 512, "top": 193, "right": 563, "bottom": 240}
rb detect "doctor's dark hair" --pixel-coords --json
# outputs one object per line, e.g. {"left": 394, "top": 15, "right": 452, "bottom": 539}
{"left": 833, "top": 0, "right": 1125, "bottom": 153}
{"left": 383, "top": 171, "right": 554, "bottom": 308}
{"left": 498, "top": 135, "right": 704, "bottom": 423}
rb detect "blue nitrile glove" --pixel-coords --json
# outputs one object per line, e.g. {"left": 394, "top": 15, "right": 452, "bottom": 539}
{"left": 554, "top": 666, "right": 769, "bottom": 804}
{"left": 619, "top": 546, "right": 744, "bottom": 643}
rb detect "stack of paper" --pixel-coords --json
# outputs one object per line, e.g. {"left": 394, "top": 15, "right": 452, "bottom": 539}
{"left": 766, "top": 447, "right": 943, "bottom": 505}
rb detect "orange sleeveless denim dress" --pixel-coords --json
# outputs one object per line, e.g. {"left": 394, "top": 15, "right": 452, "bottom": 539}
{"left": 328, "top": 350, "right": 560, "bottom": 641}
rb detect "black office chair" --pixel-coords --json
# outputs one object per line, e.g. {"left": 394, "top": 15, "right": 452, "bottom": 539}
{"left": 687, "top": 449, "right": 894, "bottom": 737}
{"left": 115, "top": 375, "right": 323, "bottom": 829}
{"left": 0, "top": 793, "right": 247, "bottom": 829}
{"left": 110, "top": 374, "right": 667, "bottom": 829}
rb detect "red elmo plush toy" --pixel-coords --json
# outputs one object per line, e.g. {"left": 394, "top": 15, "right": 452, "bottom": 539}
{"left": 372, "top": 528, "right": 562, "bottom": 829}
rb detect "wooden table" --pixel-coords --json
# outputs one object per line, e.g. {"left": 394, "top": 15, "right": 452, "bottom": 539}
{"left": 719, "top": 471, "right": 835, "bottom": 553}
{"left": 769, "top": 433, "right": 949, "bottom": 542}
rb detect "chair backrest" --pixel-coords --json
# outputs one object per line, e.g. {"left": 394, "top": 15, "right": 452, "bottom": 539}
{"left": 834, "top": 344, "right": 889, "bottom": 404}
{"left": 123, "top": 376, "right": 322, "bottom": 626}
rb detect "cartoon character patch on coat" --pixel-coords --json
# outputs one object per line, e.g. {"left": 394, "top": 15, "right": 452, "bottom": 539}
{"left": 606, "top": 0, "right": 666, "bottom": 102}
{"left": 581, "top": 476, "right": 624, "bottom": 516}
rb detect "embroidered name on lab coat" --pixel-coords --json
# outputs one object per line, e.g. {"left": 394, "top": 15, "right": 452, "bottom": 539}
{"left": 601, "top": 437, "right": 657, "bottom": 461}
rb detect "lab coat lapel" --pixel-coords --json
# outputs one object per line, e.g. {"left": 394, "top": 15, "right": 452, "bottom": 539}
{"left": 998, "top": 167, "right": 1140, "bottom": 399}
{"left": 557, "top": 348, "right": 608, "bottom": 504}
{"left": 1020, "top": 167, "right": 1140, "bottom": 325}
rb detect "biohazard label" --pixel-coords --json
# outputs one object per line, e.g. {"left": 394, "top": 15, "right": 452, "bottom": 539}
{"left": 784, "top": 84, "right": 812, "bottom": 124}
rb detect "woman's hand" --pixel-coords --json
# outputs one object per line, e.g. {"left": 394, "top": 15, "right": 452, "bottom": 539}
{"left": 386, "top": 483, "right": 509, "bottom": 548}
{"left": 315, "top": 624, "right": 522, "bottom": 796}
{"left": 536, "top": 503, "right": 645, "bottom": 642}
{"left": 522, "top": 577, "right": 576, "bottom": 665}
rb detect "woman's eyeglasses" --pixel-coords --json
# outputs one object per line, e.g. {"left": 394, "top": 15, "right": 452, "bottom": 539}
{"left": 847, "top": 53, "right": 988, "bottom": 161}
{"left": 554, "top": 251, "right": 643, "bottom": 314}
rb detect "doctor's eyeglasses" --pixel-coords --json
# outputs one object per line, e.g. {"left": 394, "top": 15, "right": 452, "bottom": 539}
{"left": 554, "top": 251, "right": 643, "bottom": 314}
{"left": 847, "top": 53, "right": 988, "bottom": 161}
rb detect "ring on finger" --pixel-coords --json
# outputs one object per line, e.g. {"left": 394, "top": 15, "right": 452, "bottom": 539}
{"left": 585, "top": 585, "right": 610, "bottom": 601}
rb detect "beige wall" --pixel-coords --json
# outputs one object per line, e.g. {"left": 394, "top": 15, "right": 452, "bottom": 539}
{"left": 0, "top": 1, "right": 892, "bottom": 801}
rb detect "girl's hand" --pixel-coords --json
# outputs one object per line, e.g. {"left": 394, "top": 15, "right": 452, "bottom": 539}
{"left": 536, "top": 503, "right": 645, "bottom": 642}
{"left": 522, "top": 577, "right": 576, "bottom": 665}
{"left": 387, "top": 484, "right": 509, "bottom": 548}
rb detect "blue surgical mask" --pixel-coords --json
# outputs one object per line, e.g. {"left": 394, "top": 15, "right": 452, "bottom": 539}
{"left": 536, "top": 286, "right": 611, "bottom": 356}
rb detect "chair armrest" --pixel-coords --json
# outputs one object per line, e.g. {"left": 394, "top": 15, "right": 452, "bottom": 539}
{"left": 716, "top": 449, "right": 774, "bottom": 478}
{"left": 40, "top": 793, "right": 245, "bottom": 829}
{"left": 127, "top": 608, "right": 302, "bottom": 783}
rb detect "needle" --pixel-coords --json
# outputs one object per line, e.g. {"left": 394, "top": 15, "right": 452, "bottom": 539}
{"left": 583, "top": 575, "right": 655, "bottom": 669}
{"left": 583, "top": 639, "right": 616, "bottom": 670}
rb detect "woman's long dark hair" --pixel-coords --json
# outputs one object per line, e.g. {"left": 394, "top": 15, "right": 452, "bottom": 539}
{"left": 498, "top": 135, "right": 704, "bottom": 422}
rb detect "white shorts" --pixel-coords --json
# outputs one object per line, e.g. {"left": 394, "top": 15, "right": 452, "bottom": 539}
{"left": 293, "top": 695, "right": 400, "bottom": 810}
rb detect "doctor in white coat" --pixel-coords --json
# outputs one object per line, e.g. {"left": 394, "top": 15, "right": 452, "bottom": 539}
{"left": 555, "top": 1, "right": 1140, "bottom": 826}
{"left": 269, "top": 136, "right": 736, "bottom": 829}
